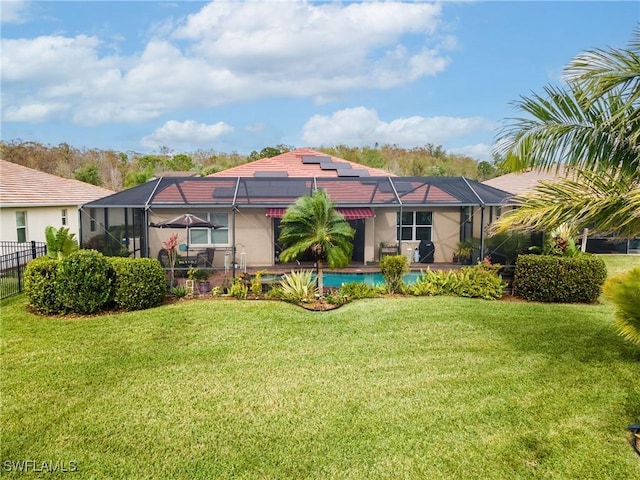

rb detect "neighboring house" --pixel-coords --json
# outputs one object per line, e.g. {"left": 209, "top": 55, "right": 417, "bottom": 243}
{"left": 81, "top": 148, "right": 513, "bottom": 268}
{"left": 0, "top": 159, "right": 114, "bottom": 244}
{"left": 483, "top": 167, "right": 638, "bottom": 253}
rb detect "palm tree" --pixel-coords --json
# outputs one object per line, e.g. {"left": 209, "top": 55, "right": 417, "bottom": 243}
{"left": 278, "top": 190, "right": 355, "bottom": 295}
{"left": 490, "top": 169, "right": 640, "bottom": 238}
{"left": 492, "top": 28, "right": 640, "bottom": 237}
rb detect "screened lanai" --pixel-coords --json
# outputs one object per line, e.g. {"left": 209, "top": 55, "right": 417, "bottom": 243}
{"left": 80, "top": 176, "right": 512, "bottom": 270}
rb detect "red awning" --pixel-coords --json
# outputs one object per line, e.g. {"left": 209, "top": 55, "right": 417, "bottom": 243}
{"left": 266, "top": 207, "right": 374, "bottom": 220}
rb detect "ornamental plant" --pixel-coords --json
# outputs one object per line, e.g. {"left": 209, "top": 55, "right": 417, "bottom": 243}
{"left": 162, "top": 233, "right": 179, "bottom": 281}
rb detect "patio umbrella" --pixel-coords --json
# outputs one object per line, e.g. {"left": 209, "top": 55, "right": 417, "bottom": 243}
{"left": 151, "top": 213, "right": 220, "bottom": 260}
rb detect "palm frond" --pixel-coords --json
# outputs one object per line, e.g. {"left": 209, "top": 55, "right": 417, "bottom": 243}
{"left": 489, "top": 170, "right": 640, "bottom": 238}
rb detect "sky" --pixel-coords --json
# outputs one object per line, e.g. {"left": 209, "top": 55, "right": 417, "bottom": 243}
{"left": 1, "top": 1, "right": 639, "bottom": 161}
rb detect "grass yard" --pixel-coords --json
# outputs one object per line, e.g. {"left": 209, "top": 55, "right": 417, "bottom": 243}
{"left": 1, "top": 256, "right": 639, "bottom": 479}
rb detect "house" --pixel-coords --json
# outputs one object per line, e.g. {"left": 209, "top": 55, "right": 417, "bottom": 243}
{"left": 483, "top": 167, "right": 638, "bottom": 254}
{"left": 80, "top": 148, "right": 513, "bottom": 269}
{"left": 0, "top": 159, "right": 114, "bottom": 245}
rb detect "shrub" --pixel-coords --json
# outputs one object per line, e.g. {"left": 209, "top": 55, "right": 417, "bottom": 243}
{"left": 513, "top": 254, "right": 607, "bottom": 303}
{"left": 251, "top": 270, "right": 266, "bottom": 297}
{"left": 279, "top": 270, "right": 317, "bottom": 303}
{"left": 55, "top": 250, "right": 114, "bottom": 314}
{"left": 229, "top": 277, "right": 248, "bottom": 300}
{"left": 455, "top": 267, "right": 505, "bottom": 300}
{"left": 109, "top": 258, "right": 166, "bottom": 311}
{"left": 337, "top": 282, "right": 378, "bottom": 300}
{"left": 410, "top": 265, "right": 505, "bottom": 300}
{"left": 171, "top": 285, "right": 188, "bottom": 298}
{"left": 603, "top": 266, "right": 640, "bottom": 346}
{"left": 379, "top": 255, "right": 409, "bottom": 294}
{"left": 23, "top": 256, "right": 64, "bottom": 314}
{"left": 410, "top": 269, "right": 459, "bottom": 296}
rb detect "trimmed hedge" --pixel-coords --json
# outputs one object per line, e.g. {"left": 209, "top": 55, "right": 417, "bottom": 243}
{"left": 109, "top": 257, "right": 166, "bottom": 311}
{"left": 55, "top": 250, "right": 114, "bottom": 314}
{"left": 513, "top": 254, "right": 607, "bottom": 303}
{"left": 23, "top": 256, "right": 64, "bottom": 314}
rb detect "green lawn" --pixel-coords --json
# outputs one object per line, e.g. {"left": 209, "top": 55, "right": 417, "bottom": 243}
{"left": 1, "top": 257, "right": 639, "bottom": 479}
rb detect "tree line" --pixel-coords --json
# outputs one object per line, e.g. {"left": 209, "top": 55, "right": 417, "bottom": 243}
{"left": 0, "top": 141, "right": 504, "bottom": 192}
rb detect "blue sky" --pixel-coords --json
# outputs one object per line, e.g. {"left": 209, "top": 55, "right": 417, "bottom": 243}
{"left": 1, "top": 1, "right": 638, "bottom": 161}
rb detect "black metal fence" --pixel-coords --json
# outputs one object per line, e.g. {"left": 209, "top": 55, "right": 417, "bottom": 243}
{"left": 0, "top": 241, "right": 47, "bottom": 300}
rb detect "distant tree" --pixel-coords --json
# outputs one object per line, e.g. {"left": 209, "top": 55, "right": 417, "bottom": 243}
{"left": 476, "top": 161, "right": 497, "bottom": 181}
{"left": 248, "top": 145, "right": 291, "bottom": 162}
{"left": 74, "top": 163, "right": 101, "bottom": 185}
{"left": 124, "top": 167, "right": 153, "bottom": 188}
{"left": 167, "top": 154, "right": 195, "bottom": 171}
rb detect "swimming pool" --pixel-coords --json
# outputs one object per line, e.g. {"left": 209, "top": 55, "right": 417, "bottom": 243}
{"left": 264, "top": 271, "right": 423, "bottom": 288}
{"left": 322, "top": 271, "right": 422, "bottom": 287}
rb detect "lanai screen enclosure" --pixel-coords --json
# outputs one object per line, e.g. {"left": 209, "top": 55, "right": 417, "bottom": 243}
{"left": 80, "top": 175, "right": 512, "bottom": 272}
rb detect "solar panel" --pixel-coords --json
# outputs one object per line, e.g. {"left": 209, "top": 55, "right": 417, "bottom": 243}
{"left": 301, "top": 155, "right": 331, "bottom": 164}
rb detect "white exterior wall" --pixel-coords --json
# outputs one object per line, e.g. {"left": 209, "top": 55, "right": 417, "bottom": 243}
{"left": 1, "top": 205, "right": 80, "bottom": 243}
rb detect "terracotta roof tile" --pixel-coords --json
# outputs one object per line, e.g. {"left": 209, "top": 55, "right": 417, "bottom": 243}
{"left": 0, "top": 159, "right": 114, "bottom": 206}
{"left": 209, "top": 147, "right": 394, "bottom": 178}
{"left": 482, "top": 167, "right": 576, "bottom": 195}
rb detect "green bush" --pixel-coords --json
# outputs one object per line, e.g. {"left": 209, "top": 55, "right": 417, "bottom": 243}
{"left": 109, "top": 258, "right": 166, "bottom": 311}
{"left": 379, "top": 255, "right": 409, "bottom": 294}
{"left": 23, "top": 256, "right": 64, "bottom": 314}
{"left": 455, "top": 267, "right": 505, "bottom": 300}
{"left": 513, "top": 254, "right": 607, "bottom": 303}
{"left": 337, "top": 282, "right": 378, "bottom": 301}
{"left": 55, "top": 250, "right": 114, "bottom": 314}
{"left": 229, "top": 277, "right": 249, "bottom": 300}
{"left": 603, "top": 266, "right": 640, "bottom": 346}
{"left": 410, "top": 266, "right": 505, "bottom": 300}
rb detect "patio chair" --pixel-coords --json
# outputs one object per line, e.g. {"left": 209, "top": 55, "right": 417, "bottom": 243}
{"left": 196, "top": 248, "right": 215, "bottom": 269}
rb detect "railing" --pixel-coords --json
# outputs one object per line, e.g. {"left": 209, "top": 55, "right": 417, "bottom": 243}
{"left": 0, "top": 241, "right": 47, "bottom": 300}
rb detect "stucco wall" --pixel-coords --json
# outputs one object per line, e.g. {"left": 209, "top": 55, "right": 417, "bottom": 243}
{"left": 1, "top": 206, "right": 80, "bottom": 243}
{"left": 372, "top": 207, "right": 461, "bottom": 263}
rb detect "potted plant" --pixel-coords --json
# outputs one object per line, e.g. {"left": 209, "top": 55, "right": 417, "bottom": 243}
{"left": 188, "top": 267, "right": 210, "bottom": 294}
{"left": 453, "top": 240, "right": 474, "bottom": 265}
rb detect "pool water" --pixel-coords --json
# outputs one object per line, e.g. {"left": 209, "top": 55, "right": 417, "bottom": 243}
{"left": 322, "top": 271, "right": 422, "bottom": 287}
{"left": 265, "top": 271, "right": 423, "bottom": 288}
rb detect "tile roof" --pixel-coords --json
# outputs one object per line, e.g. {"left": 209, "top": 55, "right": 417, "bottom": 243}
{"left": 482, "top": 166, "right": 575, "bottom": 195}
{"left": 0, "top": 159, "right": 114, "bottom": 206}
{"left": 209, "top": 147, "right": 393, "bottom": 178}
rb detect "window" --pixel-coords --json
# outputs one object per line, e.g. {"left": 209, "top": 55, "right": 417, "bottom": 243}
{"left": 61, "top": 209, "right": 68, "bottom": 226}
{"left": 16, "top": 211, "right": 27, "bottom": 242}
{"left": 397, "top": 211, "right": 432, "bottom": 241}
{"left": 190, "top": 212, "right": 229, "bottom": 245}
{"left": 90, "top": 208, "right": 97, "bottom": 232}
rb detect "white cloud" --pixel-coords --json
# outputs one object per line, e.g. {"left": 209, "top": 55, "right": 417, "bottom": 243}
{"left": 2, "top": 102, "right": 70, "bottom": 122}
{"left": 448, "top": 144, "right": 494, "bottom": 162}
{"left": 1, "top": 0, "right": 31, "bottom": 24}
{"left": 141, "top": 119, "right": 234, "bottom": 149}
{"left": 302, "top": 107, "right": 496, "bottom": 150}
{"left": 1, "top": 1, "right": 453, "bottom": 126}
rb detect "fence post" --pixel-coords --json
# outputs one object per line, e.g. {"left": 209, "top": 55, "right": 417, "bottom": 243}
{"left": 31, "top": 240, "right": 38, "bottom": 259}
{"left": 16, "top": 251, "right": 22, "bottom": 292}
